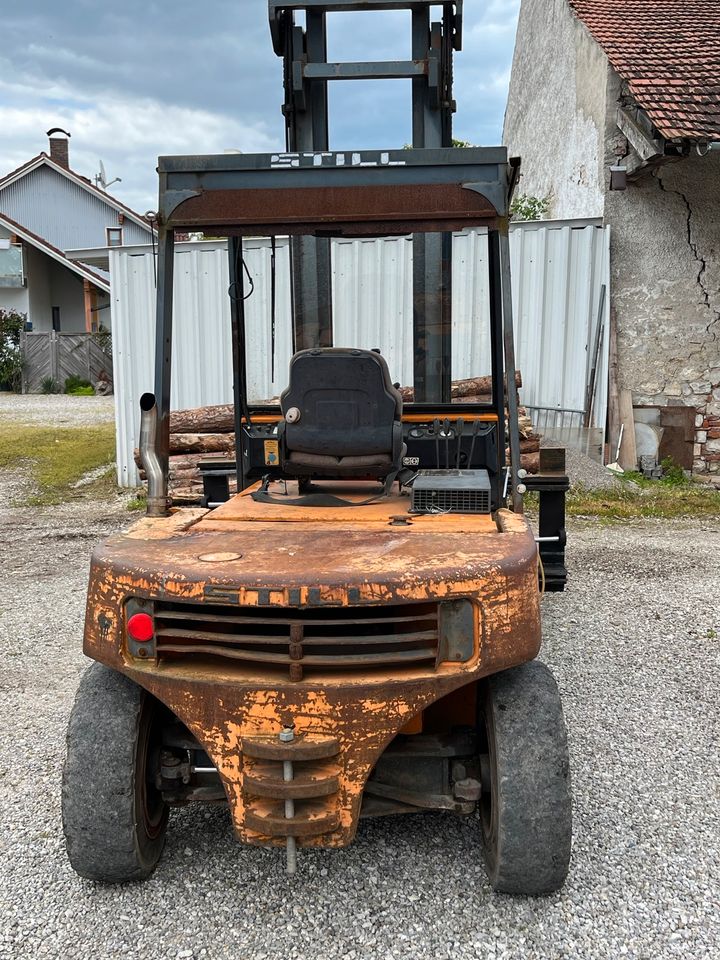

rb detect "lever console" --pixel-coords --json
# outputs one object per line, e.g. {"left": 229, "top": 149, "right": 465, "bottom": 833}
{"left": 202, "top": 418, "right": 502, "bottom": 510}
{"left": 402, "top": 420, "right": 498, "bottom": 472}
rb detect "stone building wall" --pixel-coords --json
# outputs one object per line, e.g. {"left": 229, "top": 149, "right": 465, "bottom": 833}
{"left": 602, "top": 71, "right": 720, "bottom": 474}
{"left": 505, "top": 0, "right": 720, "bottom": 473}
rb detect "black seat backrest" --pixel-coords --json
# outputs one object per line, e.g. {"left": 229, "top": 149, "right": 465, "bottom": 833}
{"left": 279, "top": 348, "right": 403, "bottom": 477}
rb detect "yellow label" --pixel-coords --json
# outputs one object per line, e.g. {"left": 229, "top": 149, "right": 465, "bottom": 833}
{"left": 263, "top": 439, "right": 280, "bottom": 466}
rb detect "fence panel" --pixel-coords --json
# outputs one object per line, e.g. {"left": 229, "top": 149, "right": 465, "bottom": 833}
{"left": 21, "top": 332, "right": 113, "bottom": 393}
{"left": 21, "top": 334, "right": 54, "bottom": 392}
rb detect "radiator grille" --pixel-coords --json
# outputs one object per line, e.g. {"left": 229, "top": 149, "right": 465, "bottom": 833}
{"left": 153, "top": 600, "right": 439, "bottom": 679}
{"left": 411, "top": 487, "right": 490, "bottom": 514}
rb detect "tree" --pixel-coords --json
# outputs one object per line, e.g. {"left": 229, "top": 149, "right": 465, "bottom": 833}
{"left": 0, "top": 308, "right": 25, "bottom": 392}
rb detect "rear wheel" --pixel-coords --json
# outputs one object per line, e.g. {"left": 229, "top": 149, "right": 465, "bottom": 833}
{"left": 478, "top": 661, "right": 572, "bottom": 895}
{"left": 62, "top": 662, "right": 169, "bottom": 882}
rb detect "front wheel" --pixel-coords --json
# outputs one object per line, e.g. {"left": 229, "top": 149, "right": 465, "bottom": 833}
{"left": 62, "top": 663, "right": 169, "bottom": 882}
{"left": 478, "top": 661, "right": 572, "bottom": 895}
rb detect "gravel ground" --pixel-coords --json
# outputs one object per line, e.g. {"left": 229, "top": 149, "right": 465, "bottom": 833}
{"left": 0, "top": 392, "right": 115, "bottom": 427}
{"left": 1, "top": 487, "right": 719, "bottom": 959}
{"left": 540, "top": 438, "right": 620, "bottom": 491}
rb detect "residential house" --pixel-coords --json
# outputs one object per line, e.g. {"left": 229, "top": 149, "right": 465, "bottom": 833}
{"left": 504, "top": 0, "right": 720, "bottom": 475}
{"left": 0, "top": 130, "right": 152, "bottom": 335}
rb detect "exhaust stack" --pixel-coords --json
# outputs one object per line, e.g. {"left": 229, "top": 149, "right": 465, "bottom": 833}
{"left": 138, "top": 392, "right": 170, "bottom": 516}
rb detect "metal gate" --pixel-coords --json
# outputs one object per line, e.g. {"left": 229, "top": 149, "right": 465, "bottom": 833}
{"left": 21, "top": 331, "right": 113, "bottom": 393}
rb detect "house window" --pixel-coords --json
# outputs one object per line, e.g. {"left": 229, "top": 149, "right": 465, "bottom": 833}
{"left": 52, "top": 307, "right": 61, "bottom": 332}
{"left": 106, "top": 227, "right": 123, "bottom": 247}
{"left": 0, "top": 241, "right": 24, "bottom": 288}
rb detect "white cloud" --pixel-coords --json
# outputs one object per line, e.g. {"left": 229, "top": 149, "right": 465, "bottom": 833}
{"left": 0, "top": 3, "right": 521, "bottom": 206}
{"left": 0, "top": 68, "right": 280, "bottom": 212}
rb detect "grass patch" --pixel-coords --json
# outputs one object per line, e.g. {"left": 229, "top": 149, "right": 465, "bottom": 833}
{"left": 567, "top": 477, "right": 720, "bottom": 520}
{"left": 126, "top": 494, "right": 146, "bottom": 511}
{"left": 0, "top": 422, "right": 116, "bottom": 505}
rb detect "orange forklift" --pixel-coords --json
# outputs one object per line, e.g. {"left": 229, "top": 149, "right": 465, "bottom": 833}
{"left": 62, "top": 0, "right": 572, "bottom": 894}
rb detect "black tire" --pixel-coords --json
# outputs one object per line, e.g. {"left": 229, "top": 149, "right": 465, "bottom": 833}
{"left": 62, "top": 662, "right": 169, "bottom": 882}
{"left": 478, "top": 661, "right": 572, "bottom": 895}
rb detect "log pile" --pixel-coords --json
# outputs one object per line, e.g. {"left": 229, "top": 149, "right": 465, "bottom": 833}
{"left": 139, "top": 371, "right": 540, "bottom": 505}
{"left": 134, "top": 433, "right": 236, "bottom": 504}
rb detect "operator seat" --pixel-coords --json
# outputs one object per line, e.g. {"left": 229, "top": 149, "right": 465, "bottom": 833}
{"left": 279, "top": 347, "right": 404, "bottom": 480}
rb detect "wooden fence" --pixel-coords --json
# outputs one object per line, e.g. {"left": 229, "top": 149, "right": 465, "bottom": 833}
{"left": 21, "top": 332, "right": 113, "bottom": 394}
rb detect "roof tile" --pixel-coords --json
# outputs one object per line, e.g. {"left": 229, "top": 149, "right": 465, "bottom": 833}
{"left": 567, "top": 0, "right": 720, "bottom": 139}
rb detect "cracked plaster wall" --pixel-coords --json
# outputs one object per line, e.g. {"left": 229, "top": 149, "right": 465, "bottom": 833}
{"left": 506, "top": 1, "right": 720, "bottom": 472}
{"left": 604, "top": 72, "right": 720, "bottom": 474}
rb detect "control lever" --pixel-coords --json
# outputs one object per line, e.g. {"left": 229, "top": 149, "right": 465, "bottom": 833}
{"left": 468, "top": 419, "right": 480, "bottom": 468}
{"left": 433, "top": 418, "right": 441, "bottom": 469}
{"left": 455, "top": 418, "right": 464, "bottom": 468}
{"left": 444, "top": 418, "right": 451, "bottom": 469}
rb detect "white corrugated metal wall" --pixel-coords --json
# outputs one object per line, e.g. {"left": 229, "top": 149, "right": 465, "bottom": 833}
{"left": 111, "top": 219, "right": 609, "bottom": 486}
{"left": 511, "top": 219, "right": 610, "bottom": 424}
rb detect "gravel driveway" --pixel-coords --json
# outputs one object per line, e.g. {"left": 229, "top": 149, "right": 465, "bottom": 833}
{"left": 0, "top": 392, "right": 115, "bottom": 427}
{"left": 1, "top": 490, "right": 718, "bottom": 960}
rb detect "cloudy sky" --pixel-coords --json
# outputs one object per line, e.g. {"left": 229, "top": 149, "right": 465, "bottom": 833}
{"left": 0, "top": 1, "right": 520, "bottom": 213}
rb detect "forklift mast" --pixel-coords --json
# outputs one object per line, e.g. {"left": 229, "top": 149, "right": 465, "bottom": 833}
{"left": 262, "top": 2, "right": 568, "bottom": 586}
{"left": 267, "top": 0, "right": 459, "bottom": 401}
{"left": 150, "top": 1, "right": 568, "bottom": 586}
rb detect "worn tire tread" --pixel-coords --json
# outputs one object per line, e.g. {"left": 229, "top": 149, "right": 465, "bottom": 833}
{"left": 62, "top": 662, "right": 167, "bottom": 882}
{"left": 481, "top": 660, "right": 572, "bottom": 895}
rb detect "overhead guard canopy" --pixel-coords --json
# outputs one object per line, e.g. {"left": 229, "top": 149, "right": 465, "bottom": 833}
{"left": 157, "top": 147, "right": 510, "bottom": 236}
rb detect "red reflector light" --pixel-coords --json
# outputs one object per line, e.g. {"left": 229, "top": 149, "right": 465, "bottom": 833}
{"left": 127, "top": 612, "right": 154, "bottom": 642}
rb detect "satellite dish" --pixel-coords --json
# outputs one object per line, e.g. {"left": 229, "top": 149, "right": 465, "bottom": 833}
{"left": 95, "top": 158, "right": 122, "bottom": 191}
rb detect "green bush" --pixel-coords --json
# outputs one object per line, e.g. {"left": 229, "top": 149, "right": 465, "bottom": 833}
{"left": 660, "top": 457, "right": 690, "bottom": 486}
{"left": 64, "top": 374, "right": 94, "bottom": 395}
{"left": 40, "top": 376, "right": 60, "bottom": 394}
{"left": 0, "top": 308, "right": 25, "bottom": 392}
{"left": 510, "top": 194, "right": 550, "bottom": 221}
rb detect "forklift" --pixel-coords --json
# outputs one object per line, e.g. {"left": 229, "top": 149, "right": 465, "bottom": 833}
{"left": 62, "top": 0, "right": 572, "bottom": 895}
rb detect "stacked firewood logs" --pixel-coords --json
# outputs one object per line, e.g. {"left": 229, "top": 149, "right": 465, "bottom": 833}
{"left": 136, "top": 372, "right": 540, "bottom": 504}
{"left": 135, "top": 431, "right": 235, "bottom": 504}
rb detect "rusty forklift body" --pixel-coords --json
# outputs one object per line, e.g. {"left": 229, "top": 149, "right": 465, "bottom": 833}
{"left": 63, "top": 1, "right": 572, "bottom": 893}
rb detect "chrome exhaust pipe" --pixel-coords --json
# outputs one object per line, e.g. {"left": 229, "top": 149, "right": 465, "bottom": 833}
{"left": 139, "top": 392, "right": 170, "bottom": 517}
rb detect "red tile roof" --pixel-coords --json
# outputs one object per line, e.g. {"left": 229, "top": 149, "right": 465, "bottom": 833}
{"left": 567, "top": 0, "right": 720, "bottom": 140}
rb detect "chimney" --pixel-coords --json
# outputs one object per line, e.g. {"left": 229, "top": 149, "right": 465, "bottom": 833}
{"left": 46, "top": 128, "right": 71, "bottom": 169}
